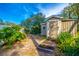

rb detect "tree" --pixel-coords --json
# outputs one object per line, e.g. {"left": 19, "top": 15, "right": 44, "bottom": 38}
{"left": 0, "top": 18, "right": 4, "bottom": 25}
{"left": 61, "top": 4, "right": 76, "bottom": 19}
{"left": 21, "top": 13, "right": 45, "bottom": 34}
{"left": 68, "top": 3, "right": 79, "bottom": 33}
{"left": 21, "top": 18, "right": 33, "bottom": 31}
{"left": 61, "top": 3, "right": 79, "bottom": 33}
{"left": 70, "top": 4, "right": 79, "bottom": 19}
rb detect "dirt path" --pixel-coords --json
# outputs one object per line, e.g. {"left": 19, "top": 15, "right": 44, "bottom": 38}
{"left": 28, "top": 34, "right": 54, "bottom": 56}
{"left": 0, "top": 34, "right": 55, "bottom": 56}
{"left": 0, "top": 37, "right": 39, "bottom": 56}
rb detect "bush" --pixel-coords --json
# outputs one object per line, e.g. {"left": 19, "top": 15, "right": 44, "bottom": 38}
{"left": 57, "top": 32, "right": 72, "bottom": 43}
{"left": 31, "top": 25, "right": 41, "bottom": 34}
{"left": 0, "top": 25, "right": 26, "bottom": 48}
{"left": 24, "top": 28, "right": 30, "bottom": 34}
{"left": 57, "top": 32, "right": 79, "bottom": 56}
{"left": 11, "top": 25, "right": 21, "bottom": 31}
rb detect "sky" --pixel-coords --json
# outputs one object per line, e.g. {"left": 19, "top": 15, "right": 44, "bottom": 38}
{"left": 0, "top": 3, "right": 69, "bottom": 24}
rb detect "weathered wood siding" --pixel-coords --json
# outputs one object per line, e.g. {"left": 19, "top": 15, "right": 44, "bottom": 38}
{"left": 47, "top": 19, "right": 60, "bottom": 39}
{"left": 61, "top": 20, "right": 77, "bottom": 37}
{"left": 49, "top": 20, "right": 59, "bottom": 38}
{"left": 47, "top": 20, "right": 77, "bottom": 38}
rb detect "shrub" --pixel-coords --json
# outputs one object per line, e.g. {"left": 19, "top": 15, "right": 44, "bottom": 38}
{"left": 11, "top": 25, "right": 21, "bottom": 31}
{"left": 24, "top": 28, "right": 30, "bottom": 34}
{"left": 57, "top": 32, "right": 78, "bottom": 56}
{"left": 31, "top": 25, "right": 41, "bottom": 34}
{"left": 0, "top": 25, "right": 26, "bottom": 48}
{"left": 57, "top": 32, "right": 72, "bottom": 43}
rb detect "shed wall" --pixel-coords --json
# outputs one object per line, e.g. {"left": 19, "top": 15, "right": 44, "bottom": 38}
{"left": 47, "top": 20, "right": 60, "bottom": 39}
{"left": 61, "top": 20, "right": 77, "bottom": 37}
{"left": 41, "top": 23, "right": 47, "bottom": 35}
{"left": 41, "top": 19, "right": 77, "bottom": 39}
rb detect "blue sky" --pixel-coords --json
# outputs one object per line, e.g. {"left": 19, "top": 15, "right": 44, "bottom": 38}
{"left": 0, "top": 3, "right": 68, "bottom": 24}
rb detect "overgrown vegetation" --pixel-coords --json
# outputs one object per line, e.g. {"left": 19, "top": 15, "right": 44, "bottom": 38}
{"left": 57, "top": 32, "right": 79, "bottom": 56}
{"left": 54, "top": 3, "right": 79, "bottom": 56}
{"left": 0, "top": 25, "right": 26, "bottom": 48}
{"left": 0, "top": 3, "right": 79, "bottom": 55}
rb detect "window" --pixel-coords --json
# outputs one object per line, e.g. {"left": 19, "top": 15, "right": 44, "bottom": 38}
{"left": 43, "top": 26, "right": 45, "bottom": 29}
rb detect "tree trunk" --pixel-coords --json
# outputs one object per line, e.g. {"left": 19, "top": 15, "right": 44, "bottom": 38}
{"left": 68, "top": 12, "right": 71, "bottom": 19}
{"left": 68, "top": 18, "right": 79, "bottom": 33}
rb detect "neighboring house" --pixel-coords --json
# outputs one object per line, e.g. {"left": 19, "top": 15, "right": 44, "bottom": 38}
{"left": 41, "top": 15, "right": 77, "bottom": 39}
{"left": 0, "top": 24, "right": 10, "bottom": 29}
{"left": 0, "top": 24, "right": 5, "bottom": 29}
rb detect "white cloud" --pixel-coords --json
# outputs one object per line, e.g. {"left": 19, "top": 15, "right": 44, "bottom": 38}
{"left": 23, "top": 6, "right": 33, "bottom": 19}
{"left": 23, "top": 6, "right": 29, "bottom": 12}
{"left": 23, "top": 4, "right": 69, "bottom": 19}
{"left": 37, "top": 4, "right": 69, "bottom": 17}
{"left": 23, "top": 6, "right": 37, "bottom": 19}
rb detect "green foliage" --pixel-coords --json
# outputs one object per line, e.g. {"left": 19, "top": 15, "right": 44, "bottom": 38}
{"left": 61, "top": 3, "right": 79, "bottom": 19}
{"left": 0, "top": 19, "right": 3, "bottom": 23}
{"left": 60, "top": 6, "right": 72, "bottom": 19}
{"left": 24, "top": 28, "right": 30, "bottom": 34}
{"left": 57, "top": 32, "right": 79, "bottom": 56}
{"left": 21, "top": 13, "right": 45, "bottom": 34}
{"left": 57, "top": 32, "right": 72, "bottom": 43}
{"left": 11, "top": 25, "right": 21, "bottom": 31}
{"left": 31, "top": 25, "right": 41, "bottom": 34}
{"left": 0, "top": 25, "right": 26, "bottom": 48}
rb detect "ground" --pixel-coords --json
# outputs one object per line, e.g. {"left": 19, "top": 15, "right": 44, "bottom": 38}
{"left": 0, "top": 34, "right": 56, "bottom": 56}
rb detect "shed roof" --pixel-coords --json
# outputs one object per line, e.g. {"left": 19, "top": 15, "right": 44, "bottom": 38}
{"left": 43, "top": 15, "right": 62, "bottom": 22}
{"left": 43, "top": 15, "right": 76, "bottom": 23}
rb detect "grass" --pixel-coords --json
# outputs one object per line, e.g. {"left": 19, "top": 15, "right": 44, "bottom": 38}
{"left": 41, "top": 35, "right": 47, "bottom": 39}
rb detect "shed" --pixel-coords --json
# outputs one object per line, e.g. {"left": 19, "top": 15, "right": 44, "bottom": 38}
{"left": 41, "top": 16, "right": 77, "bottom": 39}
